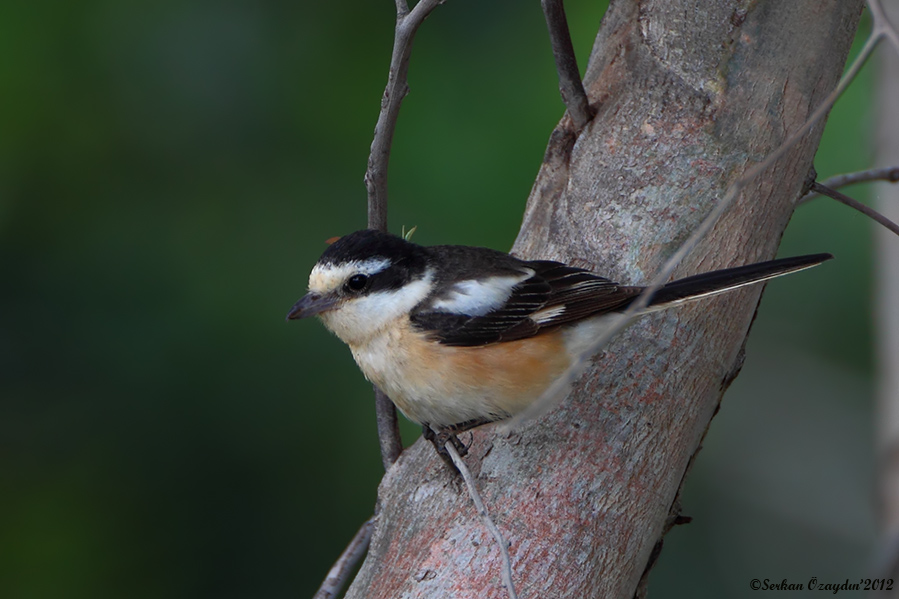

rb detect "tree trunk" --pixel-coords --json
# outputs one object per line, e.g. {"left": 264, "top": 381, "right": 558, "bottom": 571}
{"left": 345, "top": 1, "right": 864, "bottom": 597}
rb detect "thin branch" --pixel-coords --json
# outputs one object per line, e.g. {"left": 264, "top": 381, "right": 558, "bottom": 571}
{"left": 868, "top": 0, "right": 899, "bottom": 56}
{"left": 374, "top": 385, "right": 403, "bottom": 469}
{"left": 365, "top": 0, "right": 445, "bottom": 468}
{"left": 444, "top": 442, "right": 518, "bottom": 599}
{"left": 507, "top": 7, "right": 884, "bottom": 427}
{"left": 541, "top": 0, "right": 593, "bottom": 129}
{"left": 312, "top": 517, "right": 375, "bottom": 599}
{"left": 809, "top": 181, "right": 899, "bottom": 237}
{"left": 800, "top": 166, "right": 899, "bottom": 202}
{"left": 365, "top": 0, "right": 444, "bottom": 232}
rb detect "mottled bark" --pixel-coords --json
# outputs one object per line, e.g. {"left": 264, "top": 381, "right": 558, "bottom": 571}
{"left": 345, "top": 1, "right": 864, "bottom": 597}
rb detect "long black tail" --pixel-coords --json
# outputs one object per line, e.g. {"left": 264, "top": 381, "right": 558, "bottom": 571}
{"left": 644, "top": 253, "right": 833, "bottom": 308}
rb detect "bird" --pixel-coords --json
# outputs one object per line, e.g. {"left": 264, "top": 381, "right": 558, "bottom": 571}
{"left": 287, "top": 229, "right": 832, "bottom": 463}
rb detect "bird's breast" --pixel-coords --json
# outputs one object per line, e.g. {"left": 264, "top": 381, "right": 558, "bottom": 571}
{"left": 347, "top": 317, "right": 572, "bottom": 428}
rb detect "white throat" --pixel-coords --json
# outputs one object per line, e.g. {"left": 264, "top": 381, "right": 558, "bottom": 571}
{"left": 320, "top": 268, "right": 435, "bottom": 346}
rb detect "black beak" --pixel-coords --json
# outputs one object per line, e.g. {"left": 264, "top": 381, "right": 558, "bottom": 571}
{"left": 286, "top": 292, "right": 338, "bottom": 321}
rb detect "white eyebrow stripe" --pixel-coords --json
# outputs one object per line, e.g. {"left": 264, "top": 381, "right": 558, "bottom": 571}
{"left": 351, "top": 258, "right": 391, "bottom": 275}
{"left": 307, "top": 258, "right": 391, "bottom": 294}
{"left": 431, "top": 273, "right": 531, "bottom": 316}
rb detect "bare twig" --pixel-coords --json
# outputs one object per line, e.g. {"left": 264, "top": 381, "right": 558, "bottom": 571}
{"left": 365, "top": 0, "right": 445, "bottom": 468}
{"left": 506, "top": 4, "right": 883, "bottom": 428}
{"left": 444, "top": 442, "right": 518, "bottom": 599}
{"left": 541, "top": 0, "right": 593, "bottom": 129}
{"left": 868, "top": 0, "right": 899, "bottom": 56}
{"left": 374, "top": 385, "right": 403, "bottom": 469}
{"left": 365, "top": 0, "right": 444, "bottom": 232}
{"left": 313, "top": 517, "right": 375, "bottom": 599}
{"left": 800, "top": 166, "right": 899, "bottom": 202}
{"left": 809, "top": 181, "right": 899, "bottom": 237}
{"left": 825, "top": 165, "right": 899, "bottom": 187}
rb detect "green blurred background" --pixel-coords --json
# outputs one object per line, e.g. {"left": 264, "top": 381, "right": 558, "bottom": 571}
{"left": 0, "top": 1, "right": 880, "bottom": 597}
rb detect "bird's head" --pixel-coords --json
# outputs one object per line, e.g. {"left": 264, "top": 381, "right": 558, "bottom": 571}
{"left": 286, "top": 229, "right": 434, "bottom": 345}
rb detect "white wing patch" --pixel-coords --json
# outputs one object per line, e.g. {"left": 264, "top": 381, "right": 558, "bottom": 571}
{"left": 431, "top": 272, "right": 531, "bottom": 316}
{"left": 529, "top": 305, "right": 566, "bottom": 324}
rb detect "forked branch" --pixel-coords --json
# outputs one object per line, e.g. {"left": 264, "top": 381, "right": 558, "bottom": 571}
{"left": 869, "top": 0, "right": 899, "bottom": 55}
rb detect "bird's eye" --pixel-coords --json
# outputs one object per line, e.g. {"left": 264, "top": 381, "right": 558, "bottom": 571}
{"left": 345, "top": 274, "right": 369, "bottom": 293}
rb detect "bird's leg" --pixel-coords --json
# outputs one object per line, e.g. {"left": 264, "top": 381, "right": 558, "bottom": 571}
{"left": 422, "top": 418, "right": 495, "bottom": 473}
{"left": 422, "top": 425, "right": 466, "bottom": 473}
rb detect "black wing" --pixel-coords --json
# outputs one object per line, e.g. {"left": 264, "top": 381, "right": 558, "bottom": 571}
{"left": 409, "top": 245, "right": 833, "bottom": 347}
{"left": 411, "top": 257, "right": 640, "bottom": 347}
